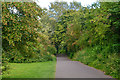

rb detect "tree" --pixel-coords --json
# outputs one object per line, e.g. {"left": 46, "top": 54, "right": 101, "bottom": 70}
{"left": 2, "top": 2, "right": 56, "bottom": 63}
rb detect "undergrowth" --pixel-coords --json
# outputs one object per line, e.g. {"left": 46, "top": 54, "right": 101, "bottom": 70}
{"left": 73, "top": 45, "right": 120, "bottom": 79}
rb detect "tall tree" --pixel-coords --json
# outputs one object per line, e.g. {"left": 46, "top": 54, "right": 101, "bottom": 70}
{"left": 2, "top": 2, "right": 42, "bottom": 58}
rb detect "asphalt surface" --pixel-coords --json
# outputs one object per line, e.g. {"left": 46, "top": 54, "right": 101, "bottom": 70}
{"left": 55, "top": 56, "right": 112, "bottom": 78}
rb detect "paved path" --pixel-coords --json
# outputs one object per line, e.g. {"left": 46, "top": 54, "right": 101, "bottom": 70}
{"left": 55, "top": 56, "right": 112, "bottom": 78}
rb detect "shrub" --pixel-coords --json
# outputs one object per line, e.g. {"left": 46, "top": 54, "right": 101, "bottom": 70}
{"left": 47, "top": 45, "right": 57, "bottom": 55}
{"left": 2, "top": 50, "right": 10, "bottom": 74}
{"left": 73, "top": 45, "right": 120, "bottom": 79}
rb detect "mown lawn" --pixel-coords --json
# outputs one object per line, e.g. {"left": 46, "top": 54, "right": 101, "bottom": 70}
{"left": 2, "top": 61, "right": 56, "bottom": 78}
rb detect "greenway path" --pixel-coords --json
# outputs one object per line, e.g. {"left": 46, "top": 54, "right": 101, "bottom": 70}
{"left": 55, "top": 55, "right": 112, "bottom": 78}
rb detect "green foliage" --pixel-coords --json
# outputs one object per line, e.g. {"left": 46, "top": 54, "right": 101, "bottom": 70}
{"left": 73, "top": 45, "right": 120, "bottom": 79}
{"left": 48, "top": 1, "right": 120, "bottom": 78}
{"left": 2, "top": 41, "right": 56, "bottom": 63}
{"left": 2, "top": 2, "right": 41, "bottom": 46}
{"left": 2, "top": 50, "right": 10, "bottom": 74}
{"left": 47, "top": 45, "right": 57, "bottom": 55}
{"left": 2, "top": 1, "right": 120, "bottom": 79}
{"left": 2, "top": 2, "right": 57, "bottom": 65}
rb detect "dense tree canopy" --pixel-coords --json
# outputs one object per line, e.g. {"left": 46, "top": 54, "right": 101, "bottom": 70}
{"left": 1, "top": 1, "right": 120, "bottom": 78}
{"left": 2, "top": 2, "right": 56, "bottom": 67}
{"left": 47, "top": 1, "right": 120, "bottom": 55}
{"left": 39, "top": 2, "right": 120, "bottom": 78}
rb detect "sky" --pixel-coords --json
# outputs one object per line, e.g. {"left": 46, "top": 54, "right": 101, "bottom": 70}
{"left": 36, "top": 0, "right": 97, "bottom": 9}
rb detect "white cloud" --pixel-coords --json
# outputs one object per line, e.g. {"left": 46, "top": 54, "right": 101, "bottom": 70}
{"left": 36, "top": 0, "right": 97, "bottom": 9}
{"left": 80, "top": 0, "right": 97, "bottom": 7}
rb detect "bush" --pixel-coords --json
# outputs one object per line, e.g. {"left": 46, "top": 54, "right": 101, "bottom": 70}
{"left": 2, "top": 43, "right": 57, "bottom": 63}
{"left": 2, "top": 50, "right": 10, "bottom": 74}
{"left": 73, "top": 45, "right": 120, "bottom": 79}
{"left": 47, "top": 45, "right": 57, "bottom": 55}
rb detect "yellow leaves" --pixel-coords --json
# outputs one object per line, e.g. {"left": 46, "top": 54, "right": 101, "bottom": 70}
{"left": 95, "top": 27, "right": 98, "bottom": 32}
{"left": 88, "top": 40, "right": 91, "bottom": 45}
{"left": 49, "top": 17, "right": 55, "bottom": 21}
{"left": 25, "top": 14, "right": 27, "bottom": 16}
{"left": 70, "top": 31, "right": 74, "bottom": 36}
{"left": 8, "top": 40, "right": 15, "bottom": 46}
{"left": 72, "top": 41, "right": 77, "bottom": 46}
{"left": 13, "top": 28, "right": 16, "bottom": 31}
{"left": 41, "top": 53, "right": 43, "bottom": 56}
{"left": 90, "top": 19, "right": 95, "bottom": 23}
{"left": 2, "top": 20, "right": 7, "bottom": 25}
{"left": 4, "top": 22, "right": 7, "bottom": 25}
{"left": 35, "top": 11, "right": 38, "bottom": 14}
{"left": 47, "top": 52, "right": 50, "bottom": 55}
{"left": 51, "top": 54, "right": 55, "bottom": 57}
{"left": 10, "top": 16, "right": 13, "bottom": 20}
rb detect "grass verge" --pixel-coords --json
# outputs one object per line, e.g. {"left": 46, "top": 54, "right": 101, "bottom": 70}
{"left": 2, "top": 61, "right": 56, "bottom": 78}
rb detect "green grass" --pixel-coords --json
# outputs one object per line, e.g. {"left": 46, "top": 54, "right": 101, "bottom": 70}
{"left": 2, "top": 61, "right": 56, "bottom": 78}
{"left": 0, "top": 75, "right": 1, "bottom": 79}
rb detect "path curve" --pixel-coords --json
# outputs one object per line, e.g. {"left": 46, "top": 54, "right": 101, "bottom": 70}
{"left": 55, "top": 56, "right": 112, "bottom": 78}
